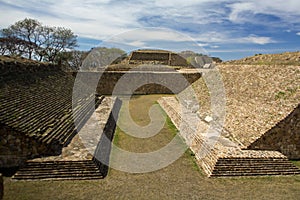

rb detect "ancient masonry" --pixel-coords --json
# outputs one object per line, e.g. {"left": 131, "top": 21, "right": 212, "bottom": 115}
{"left": 128, "top": 49, "right": 188, "bottom": 66}
{"left": 0, "top": 56, "right": 200, "bottom": 180}
{"left": 0, "top": 57, "right": 121, "bottom": 180}
{"left": 158, "top": 97, "right": 300, "bottom": 177}
{"left": 96, "top": 69, "right": 201, "bottom": 95}
{"left": 1, "top": 54, "right": 299, "bottom": 179}
{"left": 248, "top": 103, "right": 300, "bottom": 159}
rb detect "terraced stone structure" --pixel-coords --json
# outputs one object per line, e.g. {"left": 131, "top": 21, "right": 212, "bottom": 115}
{"left": 128, "top": 49, "right": 188, "bottom": 66}
{"left": 158, "top": 97, "right": 300, "bottom": 177}
{"left": 0, "top": 56, "right": 120, "bottom": 180}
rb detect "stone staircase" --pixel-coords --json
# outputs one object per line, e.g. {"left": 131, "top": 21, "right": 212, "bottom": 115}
{"left": 11, "top": 97, "right": 121, "bottom": 181}
{"left": 210, "top": 157, "right": 300, "bottom": 177}
{"left": 12, "top": 160, "right": 103, "bottom": 180}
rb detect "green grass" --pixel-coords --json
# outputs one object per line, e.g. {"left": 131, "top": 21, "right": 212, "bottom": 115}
{"left": 291, "top": 160, "right": 300, "bottom": 168}
{"left": 113, "top": 127, "right": 120, "bottom": 146}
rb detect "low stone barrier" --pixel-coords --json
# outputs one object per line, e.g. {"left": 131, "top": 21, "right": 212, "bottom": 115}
{"left": 95, "top": 71, "right": 201, "bottom": 95}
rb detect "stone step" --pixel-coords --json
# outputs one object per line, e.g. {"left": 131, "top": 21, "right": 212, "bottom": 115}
{"left": 12, "top": 160, "right": 103, "bottom": 180}
{"left": 216, "top": 158, "right": 288, "bottom": 162}
{"left": 24, "top": 161, "right": 96, "bottom": 167}
{"left": 211, "top": 157, "right": 300, "bottom": 177}
{"left": 14, "top": 169, "right": 102, "bottom": 176}
{"left": 213, "top": 168, "right": 300, "bottom": 173}
{"left": 215, "top": 163, "right": 297, "bottom": 167}
{"left": 214, "top": 166, "right": 300, "bottom": 171}
{"left": 215, "top": 161, "right": 291, "bottom": 165}
{"left": 13, "top": 173, "right": 104, "bottom": 180}
{"left": 18, "top": 165, "right": 99, "bottom": 171}
{"left": 211, "top": 171, "right": 300, "bottom": 177}
{"left": 17, "top": 166, "right": 100, "bottom": 172}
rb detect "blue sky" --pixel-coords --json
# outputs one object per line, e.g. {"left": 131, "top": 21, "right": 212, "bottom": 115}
{"left": 0, "top": 0, "right": 300, "bottom": 60}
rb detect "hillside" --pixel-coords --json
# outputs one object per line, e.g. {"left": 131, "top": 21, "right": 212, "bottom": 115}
{"left": 225, "top": 51, "right": 300, "bottom": 65}
{"left": 192, "top": 52, "right": 300, "bottom": 147}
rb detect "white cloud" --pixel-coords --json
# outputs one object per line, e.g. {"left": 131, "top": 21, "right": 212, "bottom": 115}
{"left": 107, "top": 28, "right": 199, "bottom": 44}
{"left": 241, "top": 35, "right": 275, "bottom": 45}
{"left": 297, "top": 32, "right": 300, "bottom": 36}
{"left": 193, "top": 32, "right": 276, "bottom": 45}
{"left": 0, "top": 0, "right": 297, "bottom": 50}
{"left": 228, "top": 2, "right": 255, "bottom": 23}
{"left": 227, "top": 0, "right": 300, "bottom": 25}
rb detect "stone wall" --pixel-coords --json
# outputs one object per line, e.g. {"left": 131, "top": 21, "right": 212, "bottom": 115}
{"left": 0, "top": 56, "right": 59, "bottom": 74}
{"left": 96, "top": 71, "right": 201, "bottom": 95}
{"left": 93, "top": 97, "right": 122, "bottom": 177}
{"left": 157, "top": 97, "right": 219, "bottom": 176}
{"left": 248, "top": 104, "right": 300, "bottom": 159}
{"left": 129, "top": 51, "right": 188, "bottom": 66}
{"left": 130, "top": 51, "right": 169, "bottom": 62}
{"left": 0, "top": 125, "right": 62, "bottom": 168}
{"left": 170, "top": 53, "right": 189, "bottom": 66}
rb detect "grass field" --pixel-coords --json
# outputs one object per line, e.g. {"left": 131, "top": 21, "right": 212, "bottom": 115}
{"left": 3, "top": 95, "right": 300, "bottom": 200}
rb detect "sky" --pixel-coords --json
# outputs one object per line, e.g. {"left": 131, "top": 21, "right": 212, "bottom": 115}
{"left": 0, "top": 0, "right": 300, "bottom": 60}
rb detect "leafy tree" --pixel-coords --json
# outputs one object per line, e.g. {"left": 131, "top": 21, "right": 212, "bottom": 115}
{"left": 0, "top": 18, "right": 78, "bottom": 63}
{"left": 44, "top": 27, "right": 78, "bottom": 62}
{"left": 55, "top": 50, "right": 88, "bottom": 70}
{"left": 1, "top": 18, "right": 41, "bottom": 59}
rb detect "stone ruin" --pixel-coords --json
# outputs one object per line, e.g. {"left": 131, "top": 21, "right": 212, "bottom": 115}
{"left": 0, "top": 54, "right": 299, "bottom": 180}
{"left": 128, "top": 49, "right": 189, "bottom": 67}
{"left": 0, "top": 56, "right": 121, "bottom": 180}
{"left": 158, "top": 97, "right": 300, "bottom": 177}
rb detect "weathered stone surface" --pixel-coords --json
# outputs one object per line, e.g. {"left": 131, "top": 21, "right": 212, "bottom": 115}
{"left": 216, "top": 64, "right": 300, "bottom": 148}
{"left": 128, "top": 50, "right": 188, "bottom": 66}
{"left": 12, "top": 97, "right": 121, "bottom": 180}
{"left": 158, "top": 96, "right": 300, "bottom": 177}
{"left": 0, "top": 56, "right": 102, "bottom": 168}
{"left": 248, "top": 104, "right": 300, "bottom": 159}
{"left": 95, "top": 70, "right": 201, "bottom": 95}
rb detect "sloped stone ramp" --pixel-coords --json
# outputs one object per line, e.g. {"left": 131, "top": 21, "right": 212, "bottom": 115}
{"left": 158, "top": 97, "right": 300, "bottom": 177}
{"left": 12, "top": 97, "right": 120, "bottom": 181}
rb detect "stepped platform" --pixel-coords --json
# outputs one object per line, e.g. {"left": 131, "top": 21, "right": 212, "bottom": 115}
{"left": 0, "top": 57, "right": 106, "bottom": 167}
{"left": 12, "top": 97, "right": 120, "bottom": 181}
{"left": 158, "top": 97, "right": 300, "bottom": 177}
